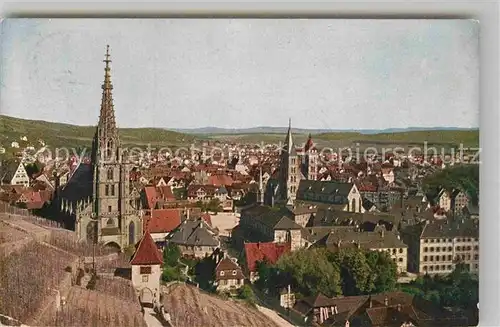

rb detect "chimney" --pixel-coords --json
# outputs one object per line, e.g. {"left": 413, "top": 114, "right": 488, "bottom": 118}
{"left": 380, "top": 229, "right": 385, "bottom": 238}
{"left": 397, "top": 304, "right": 402, "bottom": 312}
{"left": 369, "top": 296, "right": 373, "bottom": 308}
{"left": 187, "top": 208, "right": 190, "bottom": 221}
{"left": 334, "top": 304, "right": 338, "bottom": 315}
{"left": 384, "top": 297, "right": 388, "bottom": 306}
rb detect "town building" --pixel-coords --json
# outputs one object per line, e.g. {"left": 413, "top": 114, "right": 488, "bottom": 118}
{"left": 401, "top": 218, "right": 479, "bottom": 275}
{"left": 214, "top": 257, "right": 245, "bottom": 293}
{"left": 130, "top": 231, "right": 163, "bottom": 309}
{"left": 167, "top": 217, "right": 220, "bottom": 258}
{"left": 0, "top": 160, "right": 30, "bottom": 187}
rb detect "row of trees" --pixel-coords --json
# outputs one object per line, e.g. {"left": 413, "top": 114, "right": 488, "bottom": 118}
{"left": 401, "top": 263, "right": 478, "bottom": 310}
{"left": 256, "top": 247, "right": 398, "bottom": 298}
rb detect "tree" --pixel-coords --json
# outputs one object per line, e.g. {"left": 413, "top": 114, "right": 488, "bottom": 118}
{"left": 277, "top": 248, "right": 342, "bottom": 298}
{"left": 328, "top": 248, "right": 374, "bottom": 296}
{"left": 163, "top": 242, "right": 181, "bottom": 267}
{"left": 237, "top": 284, "right": 256, "bottom": 305}
{"left": 173, "top": 187, "right": 187, "bottom": 200}
{"left": 365, "top": 250, "right": 398, "bottom": 293}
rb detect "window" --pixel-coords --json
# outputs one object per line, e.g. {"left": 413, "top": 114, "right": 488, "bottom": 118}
{"left": 430, "top": 247, "right": 435, "bottom": 252}
{"left": 392, "top": 249, "right": 397, "bottom": 255}
{"left": 456, "top": 246, "right": 461, "bottom": 251}
{"left": 107, "top": 168, "right": 113, "bottom": 180}
{"left": 399, "top": 248, "right": 403, "bottom": 254}
{"left": 474, "top": 254, "right": 479, "bottom": 260}
{"left": 423, "top": 256, "right": 428, "bottom": 262}
{"left": 474, "top": 245, "right": 479, "bottom": 251}
{"left": 108, "top": 205, "right": 112, "bottom": 212}
{"left": 398, "top": 258, "right": 403, "bottom": 262}
{"left": 442, "top": 247, "right": 447, "bottom": 252}
{"left": 447, "top": 265, "right": 452, "bottom": 270}
{"left": 430, "top": 256, "right": 434, "bottom": 262}
{"left": 140, "top": 266, "right": 152, "bottom": 274}
{"left": 105, "top": 185, "right": 109, "bottom": 196}
{"left": 447, "top": 247, "right": 452, "bottom": 252}
{"left": 232, "top": 270, "right": 237, "bottom": 276}
{"left": 111, "top": 185, "right": 115, "bottom": 196}
{"left": 447, "top": 255, "right": 452, "bottom": 261}
{"left": 142, "top": 275, "right": 148, "bottom": 282}
{"left": 423, "top": 266, "right": 428, "bottom": 271}
{"left": 220, "top": 271, "right": 225, "bottom": 276}
{"left": 423, "top": 247, "right": 428, "bottom": 253}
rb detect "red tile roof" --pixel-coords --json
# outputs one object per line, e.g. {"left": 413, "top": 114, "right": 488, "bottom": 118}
{"left": 130, "top": 231, "right": 164, "bottom": 265}
{"left": 144, "top": 208, "right": 182, "bottom": 234}
{"left": 208, "top": 174, "right": 234, "bottom": 187}
{"left": 244, "top": 242, "right": 291, "bottom": 272}
{"left": 144, "top": 186, "right": 157, "bottom": 209}
{"left": 201, "top": 213, "right": 212, "bottom": 226}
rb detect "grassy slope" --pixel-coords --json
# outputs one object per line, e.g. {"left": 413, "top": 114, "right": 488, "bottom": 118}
{"left": 0, "top": 115, "right": 197, "bottom": 151}
{"left": 0, "top": 114, "right": 479, "bottom": 157}
{"left": 206, "top": 130, "right": 479, "bottom": 148}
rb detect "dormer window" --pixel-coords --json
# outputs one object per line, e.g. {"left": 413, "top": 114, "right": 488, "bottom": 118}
{"left": 232, "top": 270, "right": 237, "bottom": 276}
{"left": 220, "top": 271, "right": 225, "bottom": 276}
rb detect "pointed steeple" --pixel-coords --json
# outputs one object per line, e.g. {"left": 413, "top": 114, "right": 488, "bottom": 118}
{"left": 284, "top": 118, "right": 293, "bottom": 154}
{"left": 305, "top": 133, "right": 314, "bottom": 152}
{"left": 98, "top": 45, "right": 117, "bottom": 136}
{"left": 93, "top": 45, "right": 119, "bottom": 163}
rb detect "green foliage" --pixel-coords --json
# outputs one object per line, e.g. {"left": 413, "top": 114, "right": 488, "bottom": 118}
{"left": 161, "top": 266, "right": 183, "bottom": 282}
{"left": 365, "top": 250, "right": 398, "bottom": 293}
{"left": 237, "top": 284, "right": 256, "bottom": 305}
{"left": 258, "top": 248, "right": 399, "bottom": 299}
{"left": 329, "top": 249, "right": 373, "bottom": 296}
{"left": 403, "top": 264, "right": 478, "bottom": 310}
{"left": 422, "top": 165, "right": 479, "bottom": 205}
{"left": 163, "top": 243, "right": 181, "bottom": 267}
{"left": 173, "top": 187, "right": 187, "bottom": 200}
{"left": 194, "top": 257, "right": 217, "bottom": 292}
{"left": 276, "top": 248, "right": 342, "bottom": 298}
{"left": 195, "top": 198, "right": 223, "bottom": 213}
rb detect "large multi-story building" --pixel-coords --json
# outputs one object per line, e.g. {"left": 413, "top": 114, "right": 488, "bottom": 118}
{"left": 402, "top": 218, "right": 479, "bottom": 275}
{"left": 56, "top": 46, "right": 142, "bottom": 250}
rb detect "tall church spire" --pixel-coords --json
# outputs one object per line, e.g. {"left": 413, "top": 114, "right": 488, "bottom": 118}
{"left": 93, "top": 45, "right": 120, "bottom": 163}
{"left": 284, "top": 118, "right": 293, "bottom": 154}
{"left": 98, "top": 45, "right": 117, "bottom": 139}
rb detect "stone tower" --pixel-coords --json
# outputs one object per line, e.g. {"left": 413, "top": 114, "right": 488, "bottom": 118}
{"left": 277, "top": 119, "right": 301, "bottom": 204}
{"left": 74, "top": 45, "right": 142, "bottom": 250}
{"left": 302, "top": 134, "right": 318, "bottom": 181}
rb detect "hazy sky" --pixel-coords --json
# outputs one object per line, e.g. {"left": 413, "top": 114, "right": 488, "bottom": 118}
{"left": 0, "top": 19, "right": 479, "bottom": 130}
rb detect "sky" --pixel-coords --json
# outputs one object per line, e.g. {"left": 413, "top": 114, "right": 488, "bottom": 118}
{"left": 0, "top": 19, "right": 479, "bottom": 130}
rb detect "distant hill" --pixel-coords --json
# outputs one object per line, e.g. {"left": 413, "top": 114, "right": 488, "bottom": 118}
{"left": 174, "top": 126, "right": 479, "bottom": 135}
{"left": 0, "top": 115, "right": 197, "bottom": 154}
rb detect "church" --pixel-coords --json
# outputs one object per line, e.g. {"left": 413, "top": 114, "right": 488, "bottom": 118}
{"left": 55, "top": 46, "right": 142, "bottom": 250}
{"left": 268, "top": 119, "right": 319, "bottom": 206}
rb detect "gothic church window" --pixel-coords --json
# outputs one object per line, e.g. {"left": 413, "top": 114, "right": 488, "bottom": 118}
{"left": 111, "top": 184, "right": 115, "bottom": 196}
{"left": 105, "top": 185, "right": 109, "bottom": 196}
{"left": 107, "top": 168, "right": 113, "bottom": 180}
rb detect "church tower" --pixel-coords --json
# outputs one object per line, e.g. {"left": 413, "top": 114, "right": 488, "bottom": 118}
{"left": 85, "top": 45, "right": 141, "bottom": 249}
{"left": 302, "top": 134, "right": 318, "bottom": 181}
{"left": 277, "top": 119, "right": 301, "bottom": 205}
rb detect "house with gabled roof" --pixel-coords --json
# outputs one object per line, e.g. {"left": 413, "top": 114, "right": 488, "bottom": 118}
{"left": 130, "top": 231, "right": 163, "bottom": 308}
{"left": 0, "top": 160, "right": 30, "bottom": 187}
{"left": 167, "top": 218, "right": 221, "bottom": 258}
{"left": 214, "top": 257, "right": 245, "bottom": 293}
